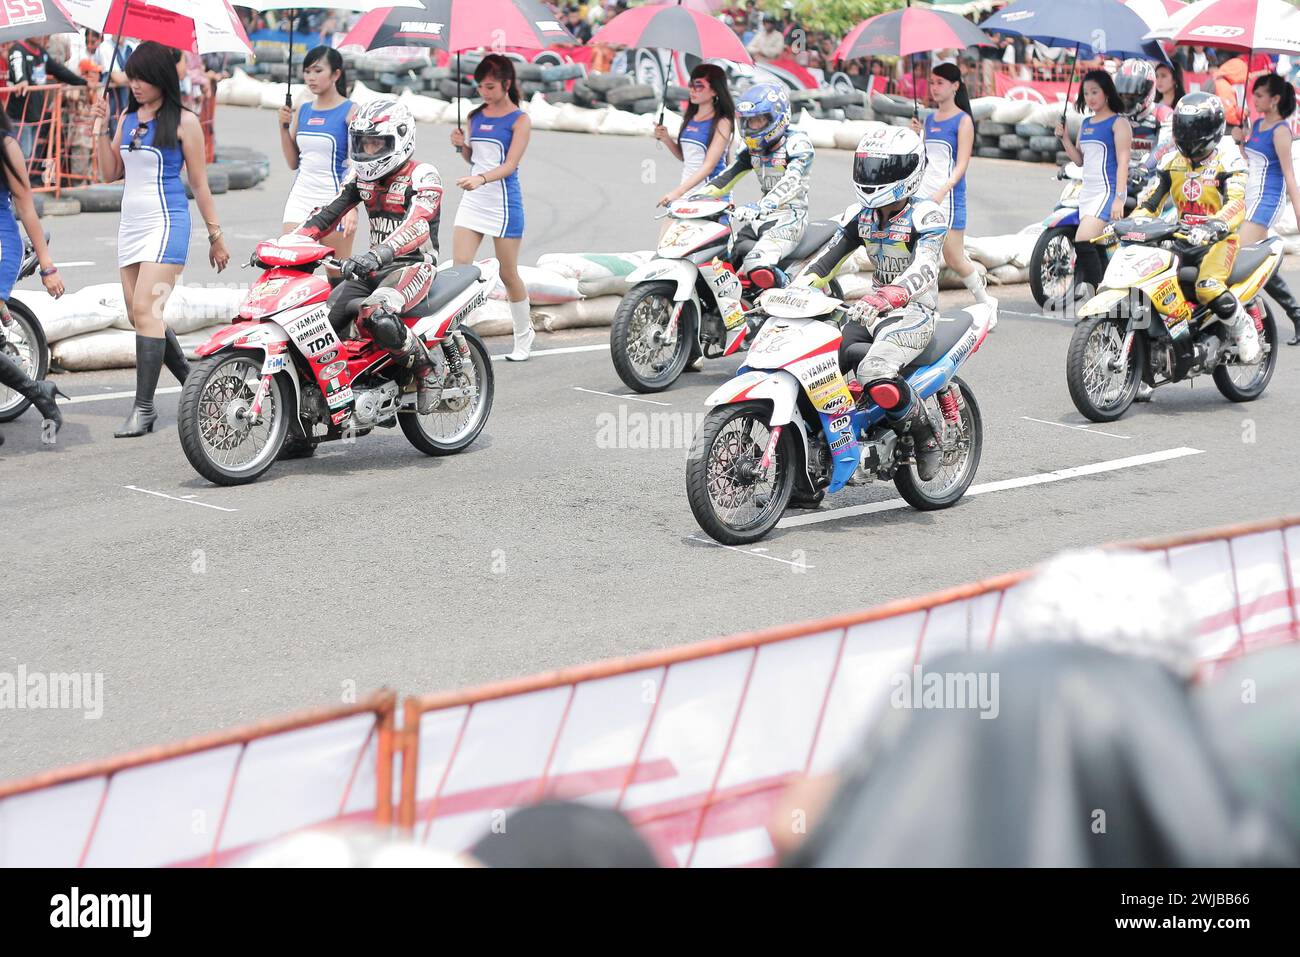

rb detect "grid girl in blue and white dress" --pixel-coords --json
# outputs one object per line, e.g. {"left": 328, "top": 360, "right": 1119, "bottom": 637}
{"left": 279, "top": 46, "right": 357, "bottom": 274}
{"left": 93, "top": 41, "right": 229, "bottom": 439}
{"left": 653, "top": 63, "right": 735, "bottom": 210}
{"left": 450, "top": 55, "right": 534, "bottom": 360}
{"left": 1056, "top": 70, "right": 1132, "bottom": 297}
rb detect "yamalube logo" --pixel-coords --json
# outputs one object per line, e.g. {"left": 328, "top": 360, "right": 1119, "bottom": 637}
{"left": 50, "top": 888, "right": 151, "bottom": 937}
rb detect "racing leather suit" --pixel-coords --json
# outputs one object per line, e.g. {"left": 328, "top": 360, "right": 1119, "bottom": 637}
{"left": 298, "top": 158, "right": 444, "bottom": 336}
{"left": 692, "top": 128, "right": 814, "bottom": 285}
{"left": 1133, "top": 142, "right": 1247, "bottom": 310}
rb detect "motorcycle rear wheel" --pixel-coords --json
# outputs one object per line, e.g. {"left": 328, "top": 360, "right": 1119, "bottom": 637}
{"left": 178, "top": 349, "right": 288, "bottom": 486}
{"left": 894, "top": 378, "right": 983, "bottom": 511}
{"left": 1213, "top": 300, "right": 1277, "bottom": 402}
{"left": 399, "top": 329, "right": 494, "bottom": 455}
{"left": 686, "top": 401, "right": 796, "bottom": 545}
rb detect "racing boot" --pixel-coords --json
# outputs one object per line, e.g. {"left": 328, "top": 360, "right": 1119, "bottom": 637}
{"left": 395, "top": 328, "right": 441, "bottom": 415}
{"left": 891, "top": 400, "right": 942, "bottom": 482}
{"left": 1263, "top": 272, "right": 1300, "bottom": 346}
{"left": 505, "top": 299, "right": 534, "bottom": 362}
{"left": 0, "top": 350, "right": 66, "bottom": 435}
{"left": 163, "top": 326, "right": 191, "bottom": 383}
{"left": 1212, "top": 292, "right": 1261, "bottom": 364}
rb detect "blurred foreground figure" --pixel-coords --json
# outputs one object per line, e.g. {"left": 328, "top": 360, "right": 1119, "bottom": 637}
{"left": 786, "top": 643, "right": 1295, "bottom": 867}
{"left": 470, "top": 800, "right": 660, "bottom": 868}
{"left": 235, "top": 827, "right": 472, "bottom": 868}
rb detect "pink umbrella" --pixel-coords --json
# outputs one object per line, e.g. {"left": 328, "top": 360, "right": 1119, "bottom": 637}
{"left": 1149, "top": 0, "right": 1300, "bottom": 53}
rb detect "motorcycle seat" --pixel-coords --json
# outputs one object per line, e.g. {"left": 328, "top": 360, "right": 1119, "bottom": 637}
{"left": 407, "top": 265, "right": 481, "bottom": 318}
{"left": 1228, "top": 242, "right": 1275, "bottom": 285}
{"left": 785, "top": 219, "right": 840, "bottom": 263}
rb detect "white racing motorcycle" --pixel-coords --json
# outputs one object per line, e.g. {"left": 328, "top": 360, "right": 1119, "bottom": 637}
{"left": 610, "top": 197, "right": 845, "bottom": 393}
{"left": 686, "top": 285, "right": 994, "bottom": 545}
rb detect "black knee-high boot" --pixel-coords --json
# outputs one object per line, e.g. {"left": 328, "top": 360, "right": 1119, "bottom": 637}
{"left": 1264, "top": 272, "right": 1300, "bottom": 345}
{"left": 115, "top": 335, "right": 166, "bottom": 438}
{"left": 0, "top": 350, "right": 65, "bottom": 434}
{"left": 1073, "top": 241, "right": 1103, "bottom": 296}
{"left": 163, "top": 326, "right": 191, "bottom": 382}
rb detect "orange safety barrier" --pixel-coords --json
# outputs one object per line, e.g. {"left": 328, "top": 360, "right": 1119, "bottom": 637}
{"left": 395, "top": 514, "right": 1300, "bottom": 867}
{"left": 0, "top": 82, "right": 70, "bottom": 195}
{"left": 0, "top": 690, "right": 396, "bottom": 867}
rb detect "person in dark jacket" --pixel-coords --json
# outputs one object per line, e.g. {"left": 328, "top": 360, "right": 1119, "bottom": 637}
{"left": 7, "top": 35, "right": 88, "bottom": 164}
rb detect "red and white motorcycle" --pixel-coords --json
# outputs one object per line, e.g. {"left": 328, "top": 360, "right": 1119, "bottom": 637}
{"left": 178, "top": 234, "right": 496, "bottom": 486}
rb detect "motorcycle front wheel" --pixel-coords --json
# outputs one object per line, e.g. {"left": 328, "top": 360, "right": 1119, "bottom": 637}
{"left": 178, "top": 349, "right": 288, "bottom": 486}
{"left": 1066, "top": 315, "right": 1147, "bottom": 422}
{"left": 686, "top": 401, "right": 796, "bottom": 545}
{"left": 611, "top": 281, "right": 696, "bottom": 393}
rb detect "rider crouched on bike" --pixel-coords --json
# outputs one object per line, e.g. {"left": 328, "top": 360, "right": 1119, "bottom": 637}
{"left": 294, "top": 98, "right": 445, "bottom": 413}
{"left": 1132, "top": 92, "right": 1262, "bottom": 363}
{"left": 795, "top": 124, "right": 946, "bottom": 481}
{"left": 690, "top": 82, "right": 812, "bottom": 291}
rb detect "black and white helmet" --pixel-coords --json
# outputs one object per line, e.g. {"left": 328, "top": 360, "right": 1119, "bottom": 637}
{"left": 852, "top": 122, "right": 926, "bottom": 210}
{"left": 348, "top": 98, "right": 415, "bottom": 181}
{"left": 1116, "top": 59, "right": 1157, "bottom": 119}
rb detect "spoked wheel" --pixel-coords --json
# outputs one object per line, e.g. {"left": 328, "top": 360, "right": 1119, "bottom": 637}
{"left": 894, "top": 378, "right": 983, "bottom": 511}
{"left": 0, "top": 299, "right": 49, "bottom": 421}
{"left": 399, "top": 329, "right": 494, "bottom": 455}
{"left": 1213, "top": 300, "right": 1277, "bottom": 402}
{"left": 611, "top": 281, "right": 695, "bottom": 393}
{"left": 1066, "top": 315, "right": 1147, "bottom": 422}
{"left": 178, "top": 349, "right": 288, "bottom": 486}
{"left": 1029, "top": 226, "right": 1077, "bottom": 309}
{"left": 686, "top": 401, "right": 796, "bottom": 545}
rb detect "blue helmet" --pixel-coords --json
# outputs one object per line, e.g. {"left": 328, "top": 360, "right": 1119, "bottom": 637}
{"left": 736, "top": 82, "right": 791, "bottom": 153}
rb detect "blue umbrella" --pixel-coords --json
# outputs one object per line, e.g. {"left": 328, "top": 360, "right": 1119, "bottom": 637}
{"left": 981, "top": 0, "right": 1170, "bottom": 119}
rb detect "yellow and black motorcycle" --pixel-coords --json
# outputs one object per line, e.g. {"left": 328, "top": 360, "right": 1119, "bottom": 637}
{"left": 1066, "top": 217, "right": 1280, "bottom": 422}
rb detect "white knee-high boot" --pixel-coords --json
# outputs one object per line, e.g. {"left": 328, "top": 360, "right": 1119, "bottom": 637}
{"left": 962, "top": 270, "right": 997, "bottom": 329}
{"left": 506, "top": 298, "right": 534, "bottom": 361}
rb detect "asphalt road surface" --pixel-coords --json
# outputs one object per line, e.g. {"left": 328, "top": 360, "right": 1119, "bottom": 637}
{"left": 2, "top": 106, "right": 1297, "bottom": 778}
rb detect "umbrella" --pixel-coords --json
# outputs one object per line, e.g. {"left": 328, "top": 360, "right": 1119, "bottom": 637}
{"left": 221, "top": 3, "right": 418, "bottom": 127}
{"left": 340, "top": 0, "right": 577, "bottom": 129}
{"left": 833, "top": 5, "right": 992, "bottom": 115}
{"left": 61, "top": 0, "right": 253, "bottom": 56}
{"left": 0, "top": 1, "right": 79, "bottom": 44}
{"left": 1122, "top": 0, "right": 1187, "bottom": 29}
{"left": 981, "top": 0, "right": 1170, "bottom": 121}
{"left": 592, "top": 0, "right": 752, "bottom": 126}
{"left": 1146, "top": 0, "right": 1300, "bottom": 54}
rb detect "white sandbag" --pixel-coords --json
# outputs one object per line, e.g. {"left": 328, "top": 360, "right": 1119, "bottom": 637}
{"left": 833, "top": 120, "right": 873, "bottom": 151}
{"left": 987, "top": 263, "right": 1029, "bottom": 285}
{"left": 938, "top": 263, "right": 985, "bottom": 290}
{"left": 577, "top": 275, "right": 632, "bottom": 297}
{"left": 487, "top": 265, "right": 580, "bottom": 305}
{"left": 1030, "top": 101, "right": 1068, "bottom": 129}
{"left": 795, "top": 109, "right": 838, "bottom": 149}
{"left": 840, "top": 246, "right": 875, "bottom": 275}
{"left": 553, "top": 103, "right": 606, "bottom": 134}
{"left": 535, "top": 251, "right": 654, "bottom": 282}
{"left": 12, "top": 285, "right": 120, "bottom": 343}
{"left": 1010, "top": 223, "right": 1044, "bottom": 269}
{"left": 964, "top": 232, "right": 1025, "bottom": 270}
{"left": 598, "top": 108, "right": 654, "bottom": 136}
{"left": 970, "top": 97, "right": 999, "bottom": 122}
{"left": 532, "top": 295, "right": 621, "bottom": 332}
{"left": 990, "top": 98, "right": 1033, "bottom": 125}
{"left": 399, "top": 89, "right": 448, "bottom": 124}
{"left": 349, "top": 79, "right": 383, "bottom": 107}
{"left": 526, "top": 91, "right": 558, "bottom": 131}
{"left": 222, "top": 68, "right": 264, "bottom": 108}
{"left": 463, "top": 298, "right": 514, "bottom": 337}
{"left": 162, "top": 285, "right": 247, "bottom": 333}
{"left": 52, "top": 328, "right": 137, "bottom": 371}
{"left": 259, "top": 82, "right": 308, "bottom": 110}
{"left": 445, "top": 98, "right": 480, "bottom": 123}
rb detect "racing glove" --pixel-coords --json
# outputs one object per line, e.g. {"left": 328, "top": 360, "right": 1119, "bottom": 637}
{"left": 846, "top": 284, "right": 909, "bottom": 329}
{"left": 341, "top": 245, "right": 395, "bottom": 281}
{"left": 1185, "top": 219, "right": 1230, "bottom": 248}
{"left": 731, "top": 203, "right": 762, "bottom": 226}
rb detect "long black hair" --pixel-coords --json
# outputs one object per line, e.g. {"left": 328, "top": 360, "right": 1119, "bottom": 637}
{"left": 931, "top": 61, "right": 971, "bottom": 117}
{"left": 678, "top": 63, "right": 735, "bottom": 148}
{"left": 1156, "top": 61, "right": 1185, "bottom": 108}
{"left": 1254, "top": 73, "right": 1297, "bottom": 119}
{"left": 124, "top": 40, "right": 189, "bottom": 150}
{"left": 1076, "top": 69, "right": 1124, "bottom": 116}
{"left": 303, "top": 45, "right": 347, "bottom": 97}
{"left": 469, "top": 54, "right": 520, "bottom": 119}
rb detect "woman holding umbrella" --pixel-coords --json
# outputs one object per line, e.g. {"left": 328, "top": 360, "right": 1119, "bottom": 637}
{"left": 911, "top": 62, "right": 994, "bottom": 315}
{"left": 652, "top": 63, "right": 735, "bottom": 210}
{"left": 1055, "top": 72, "right": 1133, "bottom": 300}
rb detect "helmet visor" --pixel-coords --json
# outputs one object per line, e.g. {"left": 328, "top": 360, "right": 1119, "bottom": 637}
{"left": 350, "top": 131, "right": 396, "bottom": 166}
{"left": 854, "top": 151, "right": 920, "bottom": 189}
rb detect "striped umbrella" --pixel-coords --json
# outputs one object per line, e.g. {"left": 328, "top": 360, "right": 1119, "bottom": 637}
{"left": 1146, "top": 0, "right": 1300, "bottom": 54}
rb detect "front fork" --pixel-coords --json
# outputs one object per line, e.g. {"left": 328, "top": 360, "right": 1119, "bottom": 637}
{"left": 246, "top": 373, "right": 274, "bottom": 423}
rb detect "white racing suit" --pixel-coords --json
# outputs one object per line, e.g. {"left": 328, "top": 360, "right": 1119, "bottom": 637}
{"left": 692, "top": 129, "right": 814, "bottom": 287}
{"left": 799, "top": 197, "right": 949, "bottom": 477}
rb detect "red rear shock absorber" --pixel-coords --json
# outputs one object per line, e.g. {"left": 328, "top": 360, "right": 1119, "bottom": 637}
{"left": 938, "top": 386, "right": 960, "bottom": 424}
{"left": 1247, "top": 300, "right": 1264, "bottom": 333}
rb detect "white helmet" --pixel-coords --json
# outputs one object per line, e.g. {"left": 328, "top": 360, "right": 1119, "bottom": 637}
{"left": 348, "top": 98, "right": 415, "bottom": 181}
{"left": 852, "top": 123, "right": 926, "bottom": 210}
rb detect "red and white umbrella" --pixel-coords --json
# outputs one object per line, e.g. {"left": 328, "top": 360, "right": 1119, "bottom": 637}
{"left": 0, "top": 0, "right": 80, "bottom": 44}
{"left": 1145, "top": 0, "right": 1300, "bottom": 54}
{"left": 340, "top": 0, "right": 576, "bottom": 56}
{"left": 833, "top": 6, "right": 992, "bottom": 62}
{"left": 60, "top": 0, "right": 253, "bottom": 55}
{"left": 591, "top": 1, "right": 752, "bottom": 65}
